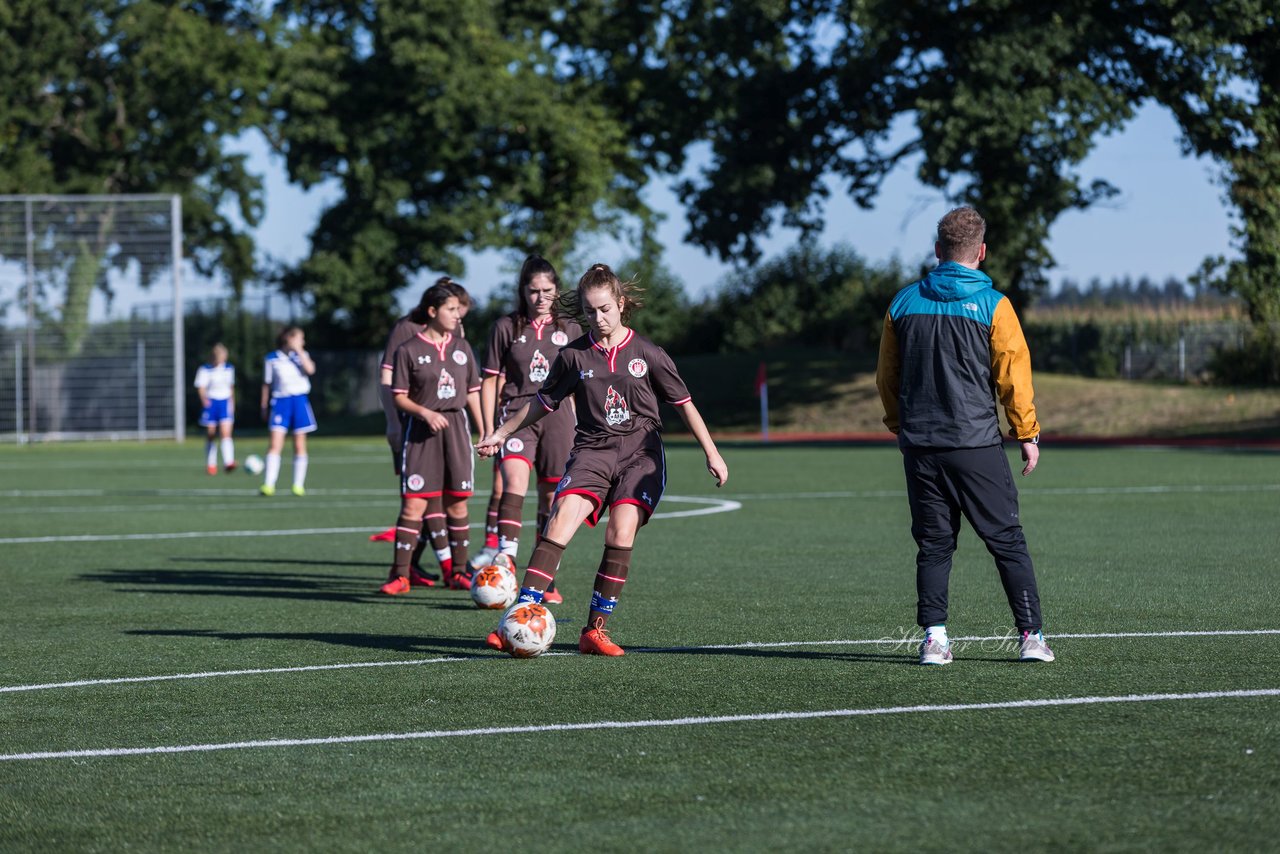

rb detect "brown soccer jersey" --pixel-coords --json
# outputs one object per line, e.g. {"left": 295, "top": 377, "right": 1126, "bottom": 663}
{"left": 483, "top": 315, "right": 583, "bottom": 404}
{"left": 536, "top": 329, "right": 691, "bottom": 448}
{"left": 390, "top": 332, "right": 481, "bottom": 413}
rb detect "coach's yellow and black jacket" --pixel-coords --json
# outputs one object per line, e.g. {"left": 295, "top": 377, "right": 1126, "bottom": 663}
{"left": 876, "top": 262, "right": 1040, "bottom": 449}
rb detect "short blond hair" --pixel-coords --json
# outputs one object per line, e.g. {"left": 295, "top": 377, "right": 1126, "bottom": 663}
{"left": 937, "top": 207, "right": 986, "bottom": 261}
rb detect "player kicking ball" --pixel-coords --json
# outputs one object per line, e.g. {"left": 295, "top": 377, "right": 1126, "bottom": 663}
{"left": 476, "top": 263, "right": 728, "bottom": 657}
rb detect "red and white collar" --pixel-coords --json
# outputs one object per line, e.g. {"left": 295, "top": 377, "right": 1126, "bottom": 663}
{"left": 530, "top": 316, "right": 552, "bottom": 340}
{"left": 416, "top": 331, "right": 452, "bottom": 361}
{"left": 589, "top": 329, "right": 634, "bottom": 373}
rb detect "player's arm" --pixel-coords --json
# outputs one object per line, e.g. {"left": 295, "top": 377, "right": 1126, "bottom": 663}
{"left": 480, "top": 374, "right": 499, "bottom": 437}
{"left": 476, "top": 400, "right": 549, "bottom": 457}
{"left": 260, "top": 383, "right": 270, "bottom": 417}
{"left": 296, "top": 349, "right": 317, "bottom": 376}
{"left": 379, "top": 366, "right": 393, "bottom": 386}
{"left": 466, "top": 387, "right": 483, "bottom": 438}
{"left": 673, "top": 401, "right": 728, "bottom": 487}
{"left": 875, "top": 312, "right": 901, "bottom": 435}
{"left": 989, "top": 299, "right": 1041, "bottom": 475}
{"left": 393, "top": 392, "right": 448, "bottom": 432}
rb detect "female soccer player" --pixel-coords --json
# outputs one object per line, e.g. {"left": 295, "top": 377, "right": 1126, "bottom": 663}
{"left": 259, "top": 326, "right": 316, "bottom": 497}
{"left": 477, "top": 263, "right": 728, "bottom": 656}
{"left": 380, "top": 282, "right": 484, "bottom": 595}
{"left": 479, "top": 254, "right": 581, "bottom": 602}
{"left": 194, "top": 343, "right": 236, "bottom": 474}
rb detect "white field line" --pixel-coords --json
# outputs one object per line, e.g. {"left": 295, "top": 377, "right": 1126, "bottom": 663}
{"left": 4, "top": 629, "right": 1277, "bottom": 695}
{"left": 0, "top": 455, "right": 389, "bottom": 472}
{"left": 0, "top": 495, "right": 741, "bottom": 544}
{"left": 0, "top": 499, "right": 399, "bottom": 516}
{"left": 0, "top": 487, "right": 447, "bottom": 498}
{"left": 727, "top": 483, "right": 1280, "bottom": 500}
{"left": 4, "top": 688, "right": 1278, "bottom": 762}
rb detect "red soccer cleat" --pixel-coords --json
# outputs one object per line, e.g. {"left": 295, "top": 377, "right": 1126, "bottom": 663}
{"left": 444, "top": 567, "right": 474, "bottom": 591}
{"left": 408, "top": 565, "right": 438, "bottom": 588}
{"left": 485, "top": 630, "right": 510, "bottom": 652}
{"left": 206, "top": 465, "right": 218, "bottom": 475}
{"left": 579, "top": 625, "right": 625, "bottom": 657}
{"left": 379, "top": 575, "right": 410, "bottom": 596}
{"left": 543, "top": 586, "right": 563, "bottom": 605}
{"left": 224, "top": 461, "right": 238, "bottom": 473}
{"left": 369, "top": 527, "right": 396, "bottom": 542}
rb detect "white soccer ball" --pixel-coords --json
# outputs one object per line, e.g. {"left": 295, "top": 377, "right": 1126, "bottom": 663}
{"left": 498, "top": 601, "right": 557, "bottom": 658}
{"left": 244, "top": 454, "right": 264, "bottom": 475}
{"left": 490, "top": 553, "right": 517, "bottom": 572}
{"left": 469, "top": 564, "right": 518, "bottom": 610}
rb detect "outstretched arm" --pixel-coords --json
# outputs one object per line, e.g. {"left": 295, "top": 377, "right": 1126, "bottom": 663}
{"left": 475, "top": 400, "right": 550, "bottom": 456}
{"left": 675, "top": 402, "right": 728, "bottom": 487}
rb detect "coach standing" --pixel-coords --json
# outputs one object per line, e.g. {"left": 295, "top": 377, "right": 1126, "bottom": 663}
{"left": 876, "top": 206, "right": 1054, "bottom": 666}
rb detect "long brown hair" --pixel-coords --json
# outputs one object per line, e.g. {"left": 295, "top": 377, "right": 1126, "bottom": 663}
{"left": 409, "top": 278, "right": 458, "bottom": 324}
{"left": 512, "top": 254, "right": 567, "bottom": 336}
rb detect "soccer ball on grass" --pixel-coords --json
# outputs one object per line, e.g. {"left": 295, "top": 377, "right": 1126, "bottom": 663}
{"left": 470, "top": 564, "right": 518, "bottom": 610}
{"left": 498, "top": 601, "right": 557, "bottom": 658}
{"left": 244, "top": 454, "right": 265, "bottom": 475}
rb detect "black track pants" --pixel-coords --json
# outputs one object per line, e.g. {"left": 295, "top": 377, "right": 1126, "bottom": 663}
{"left": 903, "top": 444, "right": 1043, "bottom": 632}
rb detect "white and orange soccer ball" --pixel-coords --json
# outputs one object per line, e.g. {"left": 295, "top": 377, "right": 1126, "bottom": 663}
{"left": 490, "top": 553, "right": 517, "bottom": 572}
{"left": 498, "top": 601, "right": 557, "bottom": 657}
{"left": 469, "top": 564, "right": 518, "bottom": 610}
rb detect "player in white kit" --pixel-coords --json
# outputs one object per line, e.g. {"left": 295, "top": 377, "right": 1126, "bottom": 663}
{"left": 194, "top": 343, "right": 237, "bottom": 474}
{"left": 259, "top": 326, "right": 317, "bottom": 496}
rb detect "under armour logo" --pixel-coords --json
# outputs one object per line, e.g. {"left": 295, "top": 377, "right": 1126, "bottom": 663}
{"left": 642, "top": 492, "right": 652, "bottom": 504}
{"left": 396, "top": 542, "right": 413, "bottom": 551}
{"left": 580, "top": 369, "right": 594, "bottom": 379}
{"left": 460, "top": 480, "right": 472, "bottom": 490}
{"left": 417, "top": 355, "right": 431, "bottom": 364}
{"left": 517, "top": 335, "right": 527, "bottom": 343}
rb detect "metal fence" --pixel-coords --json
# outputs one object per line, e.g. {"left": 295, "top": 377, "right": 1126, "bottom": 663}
{"left": 0, "top": 195, "right": 184, "bottom": 442}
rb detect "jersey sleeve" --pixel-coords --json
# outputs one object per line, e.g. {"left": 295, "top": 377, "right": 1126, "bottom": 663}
{"left": 227, "top": 365, "right": 235, "bottom": 387}
{"left": 649, "top": 346, "right": 692, "bottom": 406}
{"left": 536, "top": 351, "right": 576, "bottom": 412}
{"left": 483, "top": 318, "right": 510, "bottom": 377}
{"left": 261, "top": 355, "right": 275, "bottom": 388}
{"left": 193, "top": 365, "right": 210, "bottom": 389}
{"left": 381, "top": 322, "right": 404, "bottom": 370}
{"left": 390, "top": 344, "right": 413, "bottom": 395}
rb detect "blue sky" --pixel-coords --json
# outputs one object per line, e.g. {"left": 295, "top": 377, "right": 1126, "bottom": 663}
{"left": 142, "top": 99, "right": 1240, "bottom": 317}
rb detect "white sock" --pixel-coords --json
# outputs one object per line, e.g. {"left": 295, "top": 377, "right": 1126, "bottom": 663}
{"left": 435, "top": 547, "right": 451, "bottom": 563}
{"left": 205, "top": 441, "right": 217, "bottom": 468}
{"left": 498, "top": 537, "right": 519, "bottom": 557}
{"left": 925, "top": 625, "right": 948, "bottom": 646}
{"left": 221, "top": 437, "right": 235, "bottom": 465}
{"left": 293, "top": 455, "right": 308, "bottom": 488}
{"left": 264, "top": 452, "right": 282, "bottom": 487}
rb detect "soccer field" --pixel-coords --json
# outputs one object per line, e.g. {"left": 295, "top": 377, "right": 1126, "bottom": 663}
{"left": 1, "top": 438, "right": 1278, "bottom": 851}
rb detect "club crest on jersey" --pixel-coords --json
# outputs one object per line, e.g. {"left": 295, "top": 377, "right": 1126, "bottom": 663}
{"left": 628, "top": 358, "right": 648, "bottom": 378}
{"left": 406, "top": 474, "right": 426, "bottom": 492}
{"left": 505, "top": 437, "right": 525, "bottom": 453}
{"left": 604, "top": 385, "right": 631, "bottom": 426}
{"left": 452, "top": 350, "right": 468, "bottom": 365}
{"left": 552, "top": 330, "right": 569, "bottom": 346}
{"left": 529, "top": 349, "right": 550, "bottom": 383}
{"left": 437, "top": 368, "right": 457, "bottom": 399}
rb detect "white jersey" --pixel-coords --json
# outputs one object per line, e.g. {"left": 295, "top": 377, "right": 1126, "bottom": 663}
{"left": 263, "top": 350, "right": 312, "bottom": 398}
{"left": 193, "top": 363, "right": 235, "bottom": 400}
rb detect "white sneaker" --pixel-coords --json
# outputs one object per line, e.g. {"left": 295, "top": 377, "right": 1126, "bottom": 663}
{"left": 919, "top": 638, "right": 953, "bottom": 666}
{"left": 1019, "top": 630, "right": 1055, "bottom": 662}
{"left": 468, "top": 546, "right": 499, "bottom": 571}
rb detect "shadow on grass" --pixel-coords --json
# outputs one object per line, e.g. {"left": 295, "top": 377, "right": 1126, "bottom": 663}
{"left": 126, "top": 628, "right": 492, "bottom": 655}
{"left": 170, "top": 556, "right": 386, "bottom": 569}
{"left": 78, "top": 567, "right": 473, "bottom": 609}
{"left": 630, "top": 644, "right": 914, "bottom": 666}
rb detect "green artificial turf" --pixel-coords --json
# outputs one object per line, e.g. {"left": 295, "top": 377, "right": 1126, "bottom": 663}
{"left": 1, "top": 438, "right": 1278, "bottom": 852}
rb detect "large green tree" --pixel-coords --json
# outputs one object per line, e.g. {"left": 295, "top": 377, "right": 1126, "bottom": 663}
{"left": 0, "top": 1, "right": 268, "bottom": 351}
{"left": 268, "top": 0, "right": 649, "bottom": 344}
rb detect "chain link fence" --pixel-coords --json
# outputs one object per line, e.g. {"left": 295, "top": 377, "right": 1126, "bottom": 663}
{"left": 0, "top": 195, "right": 184, "bottom": 442}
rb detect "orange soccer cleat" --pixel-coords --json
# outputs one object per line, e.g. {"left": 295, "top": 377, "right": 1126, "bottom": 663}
{"left": 485, "top": 630, "right": 510, "bottom": 653}
{"left": 543, "top": 584, "right": 563, "bottom": 605}
{"left": 369, "top": 527, "right": 396, "bottom": 542}
{"left": 443, "top": 566, "right": 474, "bottom": 591}
{"left": 408, "top": 565, "right": 438, "bottom": 588}
{"left": 206, "top": 465, "right": 218, "bottom": 475}
{"left": 379, "top": 574, "right": 411, "bottom": 596}
{"left": 579, "top": 624, "right": 625, "bottom": 657}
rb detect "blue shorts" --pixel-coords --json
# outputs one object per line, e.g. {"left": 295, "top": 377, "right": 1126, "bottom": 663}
{"left": 269, "top": 395, "right": 317, "bottom": 434}
{"left": 199, "top": 398, "right": 233, "bottom": 427}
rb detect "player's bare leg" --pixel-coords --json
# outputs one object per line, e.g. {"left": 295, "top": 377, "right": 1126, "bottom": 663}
{"left": 261, "top": 430, "right": 287, "bottom": 495}
{"left": 204, "top": 423, "right": 219, "bottom": 475}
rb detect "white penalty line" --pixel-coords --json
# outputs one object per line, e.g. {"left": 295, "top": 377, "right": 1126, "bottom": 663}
{"left": 4, "top": 687, "right": 1278, "bottom": 762}
{"left": 4, "top": 629, "right": 1278, "bottom": 695}
{"left": 0, "top": 496, "right": 742, "bottom": 544}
